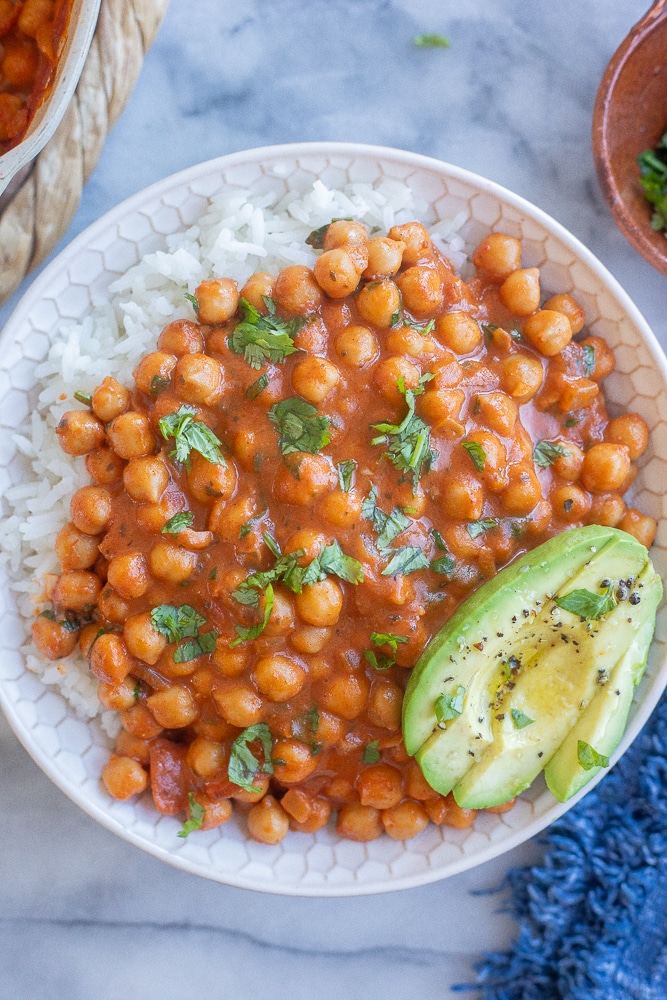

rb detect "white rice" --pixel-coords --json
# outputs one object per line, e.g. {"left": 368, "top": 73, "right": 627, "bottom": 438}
{"left": 0, "top": 177, "right": 468, "bottom": 731}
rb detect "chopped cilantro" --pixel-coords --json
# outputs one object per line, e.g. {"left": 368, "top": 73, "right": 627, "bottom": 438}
{"left": 177, "top": 793, "right": 205, "bottom": 837}
{"left": 462, "top": 440, "right": 486, "bottom": 472}
{"left": 161, "top": 511, "right": 195, "bottom": 535}
{"left": 431, "top": 553, "right": 456, "bottom": 576}
{"left": 555, "top": 583, "right": 617, "bottom": 620}
{"left": 431, "top": 528, "right": 447, "bottom": 550}
{"left": 414, "top": 33, "right": 450, "bottom": 48}
{"left": 533, "top": 440, "right": 567, "bottom": 467}
{"left": 230, "top": 583, "right": 275, "bottom": 646}
{"left": 228, "top": 296, "right": 303, "bottom": 369}
{"left": 361, "top": 483, "right": 411, "bottom": 553}
{"left": 435, "top": 685, "right": 465, "bottom": 724}
{"left": 150, "top": 374, "right": 171, "bottom": 395}
{"left": 638, "top": 132, "right": 667, "bottom": 233}
{"left": 577, "top": 739, "right": 610, "bottom": 771}
{"left": 363, "top": 631, "right": 408, "bottom": 670}
{"left": 268, "top": 396, "right": 331, "bottom": 456}
{"left": 305, "top": 218, "right": 353, "bottom": 249}
{"left": 337, "top": 459, "right": 357, "bottom": 492}
{"left": 151, "top": 604, "right": 207, "bottom": 643}
{"left": 184, "top": 292, "right": 199, "bottom": 314}
{"left": 74, "top": 390, "right": 92, "bottom": 406}
{"left": 363, "top": 740, "right": 381, "bottom": 764}
{"left": 467, "top": 518, "right": 498, "bottom": 539}
{"left": 158, "top": 405, "right": 225, "bottom": 468}
{"left": 381, "top": 545, "right": 430, "bottom": 577}
{"left": 371, "top": 373, "right": 437, "bottom": 486}
{"left": 173, "top": 630, "right": 217, "bottom": 663}
{"left": 582, "top": 343, "right": 596, "bottom": 378}
{"left": 245, "top": 373, "right": 269, "bottom": 400}
{"left": 510, "top": 708, "right": 535, "bottom": 730}
{"left": 228, "top": 723, "right": 274, "bottom": 792}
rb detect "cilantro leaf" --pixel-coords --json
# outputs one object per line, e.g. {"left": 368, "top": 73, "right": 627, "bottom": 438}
{"left": 361, "top": 484, "right": 411, "bottom": 553}
{"left": 363, "top": 740, "right": 381, "bottom": 764}
{"left": 371, "top": 374, "right": 437, "bottom": 486}
{"left": 158, "top": 405, "right": 225, "bottom": 468}
{"left": 151, "top": 604, "right": 207, "bottom": 642}
{"left": 462, "top": 440, "right": 486, "bottom": 472}
{"left": 431, "top": 553, "right": 456, "bottom": 576}
{"left": 431, "top": 528, "right": 447, "bottom": 550}
{"left": 150, "top": 374, "right": 171, "bottom": 395}
{"left": 229, "top": 297, "right": 303, "bottom": 369}
{"left": 381, "top": 545, "right": 430, "bottom": 577}
{"left": 337, "top": 459, "right": 357, "bottom": 492}
{"left": 582, "top": 343, "right": 596, "bottom": 378}
{"left": 555, "top": 584, "right": 617, "bottom": 620}
{"left": 435, "top": 685, "right": 465, "bottom": 724}
{"left": 533, "top": 440, "right": 567, "bottom": 468}
{"left": 577, "top": 739, "right": 610, "bottom": 771}
{"left": 268, "top": 396, "right": 331, "bottom": 456}
{"left": 74, "top": 390, "right": 92, "bottom": 406}
{"left": 510, "top": 708, "right": 535, "bottom": 730}
{"left": 228, "top": 723, "right": 274, "bottom": 792}
{"left": 638, "top": 134, "right": 667, "bottom": 233}
{"left": 230, "top": 583, "right": 275, "bottom": 646}
{"left": 467, "top": 518, "right": 498, "bottom": 539}
{"left": 303, "top": 540, "right": 365, "bottom": 586}
{"left": 414, "top": 33, "right": 450, "bottom": 48}
{"left": 184, "top": 292, "right": 200, "bottom": 314}
{"left": 305, "top": 218, "right": 353, "bottom": 249}
{"left": 245, "top": 373, "right": 269, "bottom": 400}
{"left": 161, "top": 511, "right": 195, "bottom": 535}
{"left": 363, "top": 631, "right": 409, "bottom": 670}
{"left": 174, "top": 630, "right": 217, "bottom": 663}
{"left": 177, "top": 792, "right": 205, "bottom": 838}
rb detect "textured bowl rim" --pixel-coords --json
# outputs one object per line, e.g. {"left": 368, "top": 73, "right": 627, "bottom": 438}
{"left": 2, "top": 141, "right": 666, "bottom": 895}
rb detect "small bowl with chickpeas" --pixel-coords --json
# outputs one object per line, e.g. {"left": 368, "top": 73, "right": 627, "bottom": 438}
{"left": 1, "top": 143, "right": 665, "bottom": 895}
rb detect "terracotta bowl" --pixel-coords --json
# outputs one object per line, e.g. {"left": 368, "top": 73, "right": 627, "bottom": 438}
{"left": 592, "top": 0, "right": 667, "bottom": 276}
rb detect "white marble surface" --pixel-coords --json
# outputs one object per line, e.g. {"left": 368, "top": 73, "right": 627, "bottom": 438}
{"left": 1, "top": 1, "right": 665, "bottom": 997}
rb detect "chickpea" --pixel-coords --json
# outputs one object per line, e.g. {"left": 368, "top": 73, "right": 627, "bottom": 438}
{"left": 498, "top": 267, "right": 540, "bottom": 316}
{"left": 123, "top": 611, "right": 167, "bottom": 665}
{"left": 106, "top": 552, "right": 150, "bottom": 600}
{"left": 56, "top": 409, "right": 106, "bottom": 456}
{"left": 581, "top": 443, "right": 631, "bottom": 493}
{"left": 281, "top": 787, "right": 313, "bottom": 824}
{"left": 52, "top": 570, "right": 102, "bottom": 612}
{"left": 101, "top": 755, "right": 147, "bottom": 800}
{"left": 441, "top": 471, "right": 484, "bottom": 521}
{"left": 230, "top": 772, "right": 270, "bottom": 803}
{"left": 385, "top": 326, "right": 437, "bottom": 359}
{"left": 404, "top": 760, "right": 438, "bottom": 802}
{"left": 289, "top": 625, "right": 331, "bottom": 655}
{"left": 283, "top": 528, "right": 329, "bottom": 565}
{"left": 247, "top": 795, "right": 290, "bottom": 845}
{"left": 170, "top": 354, "right": 224, "bottom": 407}
{"left": 294, "top": 578, "right": 343, "bottom": 627}
{"left": 382, "top": 800, "right": 429, "bottom": 840}
{"left": 253, "top": 653, "right": 306, "bottom": 702}
{"left": 147, "top": 686, "right": 198, "bottom": 729}
{"left": 579, "top": 336, "right": 615, "bottom": 381}
{"left": 473, "top": 391, "right": 517, "bottom": 435}
{"left": 502, "top": 354, "right": 544, "bottom": 401}
{"left": 323, "top": 219, "right": 370, "bottom": 250}
{"left": 157, "top": 319, "right": 205, "bottom": 356}
{"left": 97, "top": 586, "right": 132, "bottom": 625}
{"left": 85, "top": 446, "right": 125, "bottom": 484}
{"left": 261, "top": 587, "right": 296, "bottom": 637}
{"left": 358, "top": 764, "right": 403, "bottom": 809}
{"left": 187, "top": 451, "right": 236, "bottom": 505}
{"left": 107, "top": 411, "right": 154, "bottom": 459}
{"left": 55, "top": 523, "right": 100, "bottom": 570}
{"left": 618, "top": 508, "right": 657, "bottom": 548}
{"left": 471, "top": 232, "right": 522, "bottom": 281}
{"left": 542, "top": 293, "right": 586, "bottom": 335}
{"left": 502, "top": 465, "right": 543, "bottom": 516}
{"left": 387, "top": 222, "right": 432, "bottom": 265}
{"left": 194, "top": 278, "right": 239, "bottom": 324}
{"left": 90, "top": 633, "right": 135, "bottom": 685}
{"left": 336, "top": 802, "right": 383, "bottom": 842}
{"left": 605, "top": 413, "right": 649, "bottom": 460}
{"left": 395, "top": 265, "right": 444, "bottom": 318}
{"left": 355, "top": 279, "right": 401, "bottom": 328}
{"left": 551, "top": 484, "right": 592, "bottom": 522}
{"left": 272, "top": 738, "right": 319, "bottom": 784}
{"left": 198, "top": 797, "right": 234, "bottom": 831}
{"left": 373, "top": 356, "right": 421, "bottom": 405}
{"left": 2, "top": 36, "right": 38, "bottom": 87}
{"left": 31, "top": 613, "right": 79, "bottom": 660}
{"left": 122, "top": 455, "right": 169, "bottom": 503}
{"left": 212, "top": 682, "right": 264, "bottom": 728}
{"left": 90, "top": 376, "right": 130, "bottom": 422}
{"left": 335, "top": 324, "right": 379, "bottom": 367}
{"left": 551, "top": 440, "right": 584, "bottom": 481}
{"left": 314, "top": 248, "right": 363, "bottom": 298}
{"left": 435, "top": 311, "right": 482, "bottom": 354}
{"left": 319, "top": 488, "right": 363, "bottom": 528}
{"left": 273, "top": 265, "right": 323, "bottom": 315}
{"left": 239, "top": 271, "right": 275, "bottom": 312}
{"left": 367, "top": 678, "right": 404, "bottom": 731}
{"left": 589, "top": 492, "right": 626, "bottom": 527}
{"left": 430, "top": 351, "right": 463, "bottom": 389}
{"left": 464, "top": 430, "right": 507, "bottom": 492}
{"left": 363, "top": 236, "right": 405, "bottom": 279}
{"left": 443, "top": 796, "right": 477, "bottom": 829}
{"left": 132, "top": 351, "right": 177, "bottom": 395}
{"left": 320, "top": 671, "right": 369, "bottom": 720}
{"left": 120, "top": 702, "right": 164, "bottom": 740}
{"left": 522, "top": 310, "right": 573, "bottom": 357}
{"left": 208, "top": 493, "right": 261, "bottom": 539}
{"left": 291, "top": 355, "right": 340, "bottom": 403}
{"left": 97, "top": 677, "right": 138, "bottom": 713}
{"left": 273, "top": 454, "right": 337, "bottom": 506}
{"left": 211, "top": 642, "right": 248, "bottom": 677}
{"left": 149, "top": 540, "right": 198, "bottom": 583}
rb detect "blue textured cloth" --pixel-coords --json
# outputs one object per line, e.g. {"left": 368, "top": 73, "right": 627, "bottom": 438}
{"left": 472, "top": 691, "right": 667, "bottom": 999}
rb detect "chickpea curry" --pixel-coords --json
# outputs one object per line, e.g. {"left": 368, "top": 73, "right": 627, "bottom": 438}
{"left": 0, "top": 0, "right": 74, "bottom": 154}
{"left": 32, "top": 219, "right": 656, "bottom": 846}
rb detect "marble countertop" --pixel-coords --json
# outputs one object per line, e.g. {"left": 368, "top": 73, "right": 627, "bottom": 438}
{"left": 1, "top": 1, "right": 665, "bottom": 997}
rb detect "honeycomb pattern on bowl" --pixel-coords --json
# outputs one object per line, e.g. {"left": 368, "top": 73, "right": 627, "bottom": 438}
{"left": 1, "top": 143, "right": 666, "bottom": 896}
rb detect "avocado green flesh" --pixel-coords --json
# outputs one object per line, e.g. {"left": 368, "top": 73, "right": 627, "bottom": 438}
{"left": 404, "top": 525, "right": 661, "bottom": 806}
{"left": 544, "top": 569, "right": 661, "bottom": 802}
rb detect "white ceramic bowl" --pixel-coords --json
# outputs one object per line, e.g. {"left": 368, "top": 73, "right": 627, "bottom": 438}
{"left": 1, "top": 143, "right": 666, "bottom": 895}
{"left": 0, "top": 0, "right": 101, "bottom": 196}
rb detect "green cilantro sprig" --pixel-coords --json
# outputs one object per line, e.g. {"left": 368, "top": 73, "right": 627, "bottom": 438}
{"left": 371, "top": 374, "right": 437, "bottom": 486}
{"left": 178, "top": 793, "right": 206, "bottom": 838}
{"left": 228, "top": 723, "right": 275, "bottom": 792}
{"left": 638, "top": 132, "right": 667, "bottom": 233}
{"left": 435, "top": 684, "right": 465, "bottom": 724}
{"left": 555, "top": 583, "right": 617, "bottom": 620}
{"left": 150, "top": 604, "right": 217, "bottom": 662}
{"left": 577, "top": 740, "right": 610, "bottom": 771}
{"left": 533, "top": 440, "right": 567, "bottom": 468}
{"left": 229, "top": 297, "right": 304, "bottom": 369}
{"left": 161, "top": 511, "right": 195, "bottom": 535}
{"left": 363, "top": 632, "right": 409, "bottom": 670}
{"left": 158, "top": 405, "right": 225, "bottom": 468}
{"left": 268, "top": 397, "right": 331, "bottom": 456}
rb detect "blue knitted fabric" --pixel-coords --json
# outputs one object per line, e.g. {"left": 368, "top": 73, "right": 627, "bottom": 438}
{"left": 471, "top": 691, "right": 667, "bottom": 999}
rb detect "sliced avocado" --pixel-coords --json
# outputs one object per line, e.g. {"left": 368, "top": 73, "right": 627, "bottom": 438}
{"left": 403, "top": 525, "right": 661, "bottom": 805}
{"left": 544, "top": 564, "right": 661, "bottom": 802}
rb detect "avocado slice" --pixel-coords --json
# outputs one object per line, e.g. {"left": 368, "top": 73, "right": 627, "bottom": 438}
{"left": 402, "top": 525, "right": 661, "bottom": 805}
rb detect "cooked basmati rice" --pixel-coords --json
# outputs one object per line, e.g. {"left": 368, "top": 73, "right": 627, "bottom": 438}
{"left": 0, "top": 176, "right": 468, "bottom": 734}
